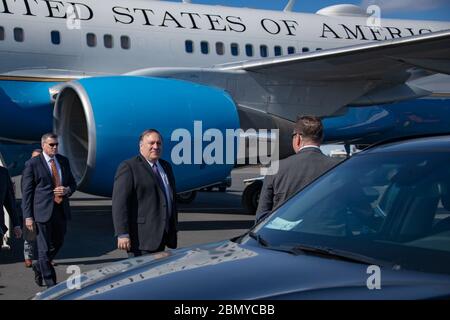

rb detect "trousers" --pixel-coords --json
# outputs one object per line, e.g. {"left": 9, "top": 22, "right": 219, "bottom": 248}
{"left": 35, "top": 204, "right": 66, "bottom": 286}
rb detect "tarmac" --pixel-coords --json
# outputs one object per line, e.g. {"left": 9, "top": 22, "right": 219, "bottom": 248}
{"left": 0, "top": 167, "right": 261, "bottom": 300}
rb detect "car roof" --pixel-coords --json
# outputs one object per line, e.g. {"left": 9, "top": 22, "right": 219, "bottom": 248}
{"left": 362, "top": 134, "right": 450, "bottom": 154}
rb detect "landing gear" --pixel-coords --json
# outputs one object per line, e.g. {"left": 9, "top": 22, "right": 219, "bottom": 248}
{"left": 176, "top": 190, "right": 197, "bottom": 204}
{"left": 242, "top": 180, "right": 263, "bottom": 214}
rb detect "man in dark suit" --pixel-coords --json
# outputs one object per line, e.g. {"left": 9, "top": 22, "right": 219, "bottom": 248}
{"left": 22, "top": 148, "right": 42, "bottom": 268}
{"left": 112, "top": 129, "right": 178, "bottom": 257}
{"left": 22, "top": 133, "right": 77, "bottom": 287}
{"left": 256, "top": 116, "right": 341, "bottom": 220}
{"left": 0, "top": 166, "right": 22, "bottom": 247}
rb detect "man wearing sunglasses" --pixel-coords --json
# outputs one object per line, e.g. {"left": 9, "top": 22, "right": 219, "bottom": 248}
{"left": 22, "top": 133, "right": 77, "bottom": 288}
{"left": 256, "top": 116, "right": 341, "bottom": 220}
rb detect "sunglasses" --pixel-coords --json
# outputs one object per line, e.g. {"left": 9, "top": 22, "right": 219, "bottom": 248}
{"left": 48, "top": 143, "right": 59, "bottom": 147}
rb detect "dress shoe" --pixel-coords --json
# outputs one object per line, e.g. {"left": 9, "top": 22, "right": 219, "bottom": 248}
{"left": 24, "top": 259, "right": 32, "bottom": 268}
{"left": 32, "top": 264, "right": 44, "bottom": 287}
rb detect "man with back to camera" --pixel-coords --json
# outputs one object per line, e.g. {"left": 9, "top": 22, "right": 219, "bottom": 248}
{"left": 256, "top": 116, "right": 341, "bottom": 220}
{"left": 22, "top": 133, "right": 77, "bottom": 287}
{"left": 112, "top": 129, "right": 178, "bottom": 257}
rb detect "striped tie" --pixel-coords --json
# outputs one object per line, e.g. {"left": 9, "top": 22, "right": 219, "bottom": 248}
{"left": 50, "top": 159, "right": 63, "bottom": 204}
{"left": 152, "top": 164, "right": 165, "bottom": 192}
{"left": 152, "top": 164, "right": 172, "bottom": 232}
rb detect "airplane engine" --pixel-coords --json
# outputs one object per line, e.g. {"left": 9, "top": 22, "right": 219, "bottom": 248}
{"left": 54, "top": 76, "right": 240, "bottom": 197}
{"left": 0, "top": 81, "right": 55, "bottom": 142}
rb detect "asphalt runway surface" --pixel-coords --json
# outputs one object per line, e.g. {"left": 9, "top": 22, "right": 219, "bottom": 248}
{"left": 0, "top": 167, "right": 261, "bottom": 300}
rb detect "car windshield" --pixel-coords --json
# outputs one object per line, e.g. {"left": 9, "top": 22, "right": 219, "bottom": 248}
{"left": 251, "top": 150, "right": 450, "bottom": 275}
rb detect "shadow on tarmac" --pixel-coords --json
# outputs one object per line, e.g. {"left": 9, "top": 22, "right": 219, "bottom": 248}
{"left": 3, "top": 191, "right": 254, "bottom": 264}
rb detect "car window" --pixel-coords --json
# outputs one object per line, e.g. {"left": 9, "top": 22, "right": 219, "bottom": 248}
{"left": 253, "top": 151, "right": 450, "bottom": 275}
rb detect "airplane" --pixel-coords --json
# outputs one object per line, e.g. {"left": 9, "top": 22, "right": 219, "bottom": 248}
{"left": 0, "top": 0, "right": 449, "bottom": 200}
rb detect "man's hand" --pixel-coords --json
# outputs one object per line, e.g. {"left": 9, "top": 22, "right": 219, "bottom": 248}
{"left": 54, "top": 186, "right": 69, "bottom": 196}
{"left": 25, "top": 218, "right": 34, "bottom": 232}
{"left": 117, "top": 237, "right": 131, "bottom": 251}
{"left": 13, "top": 226, "right": 22, "bottom": 239}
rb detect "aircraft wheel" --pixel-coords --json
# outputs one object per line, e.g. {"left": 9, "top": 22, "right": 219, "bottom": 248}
{"left": 176, "top": 191, "right": 197, "bottom": 204}
{"left": 242, "top": 181, "right": 263, "bottom": 214}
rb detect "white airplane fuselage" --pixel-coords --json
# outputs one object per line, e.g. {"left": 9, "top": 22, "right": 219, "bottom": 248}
{"left": 1, "top": 1, "right": 450, "bottom": 197}
{"left": 0, "top": 0, "right": 449, "bottom": 77}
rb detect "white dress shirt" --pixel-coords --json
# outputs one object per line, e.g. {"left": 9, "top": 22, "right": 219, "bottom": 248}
{"left": 299, "top": 145, "right": 321, "bottom": 152}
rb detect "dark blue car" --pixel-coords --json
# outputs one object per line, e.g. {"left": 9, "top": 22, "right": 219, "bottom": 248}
{"left": 36, "top": 135, "right": 450, "bottom": 299}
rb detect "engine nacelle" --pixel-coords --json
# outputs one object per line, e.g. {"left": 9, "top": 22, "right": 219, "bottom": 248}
{"left": 0, "top": 80, "right": 55, "bottom": 142}
{"left": 54, "top": 76, "right": 240, "bottom": 197}
{"left": 323, "top": 106, "right": 396, "bottom": 143}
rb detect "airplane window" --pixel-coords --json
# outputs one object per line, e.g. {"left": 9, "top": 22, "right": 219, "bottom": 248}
{"left": 302, "top": 47, "right": 309, "bottom": 53}
{"left": 201, "top": 41, "right": 209, "bottom": 54}
{"left": 104, "top": 34, "right": 113, "bottom": 49}
{"left": 231, "top": 43, "right": 239, "bottom": 56}
{"left": 245, "top": 44, "right": 253, "bottom": 57}
{"left": 316, "top": 48, "right": 323, "bottom": 51}
{"left": 51, "top": 31, "right": 60, "bottom": 45}
{"left": 288, "top": 46, "right": 296, "bottom": 54}
{"left": 87, "top": 33, "right": 96, "bottom": 47}
{"left": 216, "top": 42, "right": 224, "bottom": 55}
{"left": 185, "top": 40, "right": 194, "bottom": 53}
{"left": 121, "top": 36, "right": 130, "bottom": 50}
{"left": 260, "top": 45, "right": 268, "bottom": 57}
{"left": 0, "top": 27, "right": 4, "bottom": 41}
{"left": 14, "top": 28, "right": 24, "bottom": 42}
{"left": 274, "top": 46, "right": 282, "bottom": 56}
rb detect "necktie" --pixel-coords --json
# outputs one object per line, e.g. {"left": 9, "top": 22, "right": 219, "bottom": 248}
{"left": 152, "top": 164, "right": 165, "bottom": 192}
{"left": 152, "top": 164, "right": 172, "bottom": 231}
{"left": 50, "top": 159, "right": 63, "bottom": 204}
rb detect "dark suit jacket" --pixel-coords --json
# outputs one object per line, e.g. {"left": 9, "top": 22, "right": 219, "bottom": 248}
{"left": 256, "top": 147, "right": 341, "bottom": 219}
{"left": 112, "top": 155, "right": 178, "bottom": 252}
{"left": 0, "top": 166, "right": 19, "bottom": 234}
{"left": 21, "top": 153, "right": 77, "bottom": 223}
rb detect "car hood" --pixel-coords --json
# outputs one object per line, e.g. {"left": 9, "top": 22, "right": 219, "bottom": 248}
{"left": 35, "top": 240, "right": 450, "bottom": 300}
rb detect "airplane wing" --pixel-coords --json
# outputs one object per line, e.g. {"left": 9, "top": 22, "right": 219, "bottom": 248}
{"left": 212, "top": 29, "right": 450, "bottom": 118}
{"left": 216, "top": 29, "right": 450, "bottom": 80}
{"left": 0, "top": 69, "right": 105, "bottom": 82}
{"left": 130, "top": 30, "right": 450, "bottom": 119}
